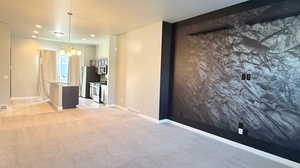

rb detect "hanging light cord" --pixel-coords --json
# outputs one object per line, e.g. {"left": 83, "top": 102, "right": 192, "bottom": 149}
{"left": 68, "top": 12, "right": 72, "bottom": 43}
{"left": 59, "top": 0, "right": 82, "bottom": 56}
{"left": 68, "top": 0, "right": 73, "bottom": 43}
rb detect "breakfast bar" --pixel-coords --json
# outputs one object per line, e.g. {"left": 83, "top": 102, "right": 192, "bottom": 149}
{"left": 49, "top": 82, "right": 79, "bottom": 110}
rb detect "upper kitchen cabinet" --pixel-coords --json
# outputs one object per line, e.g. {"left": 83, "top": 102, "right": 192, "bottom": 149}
{"left": 90, "top": 58, "right": 108, "bottom": 75}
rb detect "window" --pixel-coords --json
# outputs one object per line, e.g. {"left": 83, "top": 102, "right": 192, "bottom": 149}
{"left": 56, "top": 54, "right": 69, "bottom": 83}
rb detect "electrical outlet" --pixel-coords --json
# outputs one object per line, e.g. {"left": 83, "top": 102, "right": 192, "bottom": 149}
{"left": 238, "top": 122, "right": 244, "bottom": 135}
{"left": 241, "top": 74, "right": 246, "bottom": 80}
{"left": 247, "top": 74, "right": 251, "bottom": 80}
{"left": 238, "top": 128, "right": 244, "bottom": 135}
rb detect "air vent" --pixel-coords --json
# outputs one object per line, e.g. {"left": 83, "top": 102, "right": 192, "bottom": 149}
{"left": 0, "top": 105, "right": 8, "bottom": 110}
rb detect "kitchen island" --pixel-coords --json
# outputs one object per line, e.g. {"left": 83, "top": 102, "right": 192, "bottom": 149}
{"left": 49, "top": 82, "right": 79, "bottom": 110}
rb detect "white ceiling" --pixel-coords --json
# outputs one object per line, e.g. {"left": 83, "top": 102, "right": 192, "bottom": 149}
{"left": 0, "top": 0, "right": 246, "bottom": 45}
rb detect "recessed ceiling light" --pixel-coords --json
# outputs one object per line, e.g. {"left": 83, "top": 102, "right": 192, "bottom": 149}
{"left": 35, "top": 25, "right": 42, "bottom": 29}
{"left": 90, "top": 34, "right": 95, "bottom": 38}
{"left": 31, "top": 35, "right": 37, "bottom": 38}
{"left": 82, "top": 38, "right": 87, "bottom": 41}
{"left": 53, "top": 31, "right": 64, "bottom": 37}
{"left": 33, "top": 30, "right": 39, "bottom": 34}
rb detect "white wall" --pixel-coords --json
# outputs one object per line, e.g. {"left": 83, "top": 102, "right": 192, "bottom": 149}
{"left": 116, "top": 22, "right": 163, "bottom": 120}
{"left": 94, "top": 36, "right": 118, "bottom": 105}
{"left": 0, "top": 23, "right": 11, "bottom": 105}
{"left": 11, "top": 37, "right": 96, "bottom": 97}
{"left": 82, "top": 45, "right": 97, "bottom": 66}
{"left": 96, "top": 36, "right": 110, "bottom": 59}
{"left": 107, "top": 36, "right": 117, "bottom": 105}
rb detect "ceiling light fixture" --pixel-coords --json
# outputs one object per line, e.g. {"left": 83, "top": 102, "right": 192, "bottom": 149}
{"left": 31, "top": 35, "right": 37, "bottom": 38}
{"left": 59, "top": 10, "right": 82, "bottom": 56}
{"left": 35, "top": 25, "right": 42, "bottom": 29}
{"left": 90, "top": 34, "right": 95, "bottom": 38}
{"left": 33, "top": 30, "right": 39, "bottom": 34}
{"left": 82, "top": 38, "right": 87, "bottom": 41}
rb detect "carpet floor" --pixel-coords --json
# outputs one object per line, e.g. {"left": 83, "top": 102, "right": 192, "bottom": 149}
{"left": 0, "top": 102, "right": 290, "bottom": 168}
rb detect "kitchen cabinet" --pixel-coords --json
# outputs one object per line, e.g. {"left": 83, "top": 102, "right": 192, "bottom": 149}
{"left": 49, "top": 82, "right": 79, "bottom": 110}
{"left": 101, "top": 84, "right": 108, "bottom": 104}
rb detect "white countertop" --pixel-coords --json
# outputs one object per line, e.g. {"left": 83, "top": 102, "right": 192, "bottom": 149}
{"left": 50, "top": 82, "right": 79, "bottom": 87}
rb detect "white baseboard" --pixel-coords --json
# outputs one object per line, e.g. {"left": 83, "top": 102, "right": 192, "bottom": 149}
{"left": 113, "top": 105, "right": 164, "bottom": 124}
{"left": 48, "top": 101, "right": 62, "bottom": 111}
{"left": 10, "top": 96, "right": 40, "bottom": 100}
{"left": 113, "top": 105, "right": 128, "bottom": 111}
{"left": 127, "top": 107, "right": 140, "bottom": 113}
{"left": 163, "top": 119, "right": 300, "bottom": 168}
{"left": 105, "top": 104, "right": 116, "bottom": 108}
{"left": 111, "top": 105, "right": 299, "bottom": 167}
{"left": 136, "top": 113, "right": 160, "bottom": 124}
{"left": 158, "top": 119, "right": 169, "bottom": 124}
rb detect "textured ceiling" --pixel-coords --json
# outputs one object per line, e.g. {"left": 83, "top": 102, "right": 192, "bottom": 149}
{"left": 0, "top": 0, "right": 246, "bottom": 44}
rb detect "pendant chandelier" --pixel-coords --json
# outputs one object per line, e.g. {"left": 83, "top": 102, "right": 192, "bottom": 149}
{"left": 59, "top": 11, "right": 82, "bottom": 56}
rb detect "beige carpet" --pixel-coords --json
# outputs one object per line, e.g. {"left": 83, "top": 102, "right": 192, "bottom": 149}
{"left": 0, "top": 97, "right": 102, "bottom": 118}
{"left": 0, "top": 104, "right": 290, "bottom": 168}
{"left": 0, "top": 98, "right": 56, "bottom": 117}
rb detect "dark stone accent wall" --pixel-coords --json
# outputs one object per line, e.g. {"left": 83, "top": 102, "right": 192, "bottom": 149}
{"left": 159, "top": 22, "right": 174, "bottom": 120}
{"left": 170, "top": 0, "right": 300, "bottom": 162}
